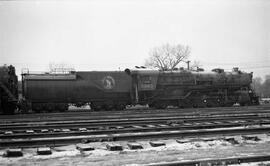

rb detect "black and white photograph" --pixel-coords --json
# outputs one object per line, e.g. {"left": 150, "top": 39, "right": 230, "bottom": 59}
{"left": 0, "top": 0, "right": 270, "bottom": 165}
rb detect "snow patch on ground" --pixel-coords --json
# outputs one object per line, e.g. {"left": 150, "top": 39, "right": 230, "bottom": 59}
{"left": 231, "top": 161, "right": 270, "bottom": 166}
{"left": 0, "top": 139, "right": 230, "bottom": 162}
{"left": 33, "top": 149, "right": 80, "bottom": 160}
{"left": 1, "top": 133, "right": 270, "bottom": 165}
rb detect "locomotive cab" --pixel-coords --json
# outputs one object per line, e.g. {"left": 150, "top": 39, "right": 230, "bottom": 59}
{"left": 125, "top": 68, "right": 159, "bottom": 105}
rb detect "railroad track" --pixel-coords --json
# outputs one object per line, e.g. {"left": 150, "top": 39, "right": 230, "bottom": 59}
{"left": 1, "top": 116, "right": 270, "bottom": 138}
{"left": 1, "top": 124, "right": 270, "bottom": 148}
{"left": 1, "top": 111, "right": 270, "bottom": 131}
{"left": 1, "top": 106, "right": 270, "bottom": 125}
{"left": 2, "top": 106, "right": 270, "bottom": 165}
{"left": 0, "top": 105, "right": 270, "bottom": 148}
{"left": 1, "top": 113, "right": 270, "bottom": 148}
{"left": 1, "top": 105, "right": 270, "bottom": 123}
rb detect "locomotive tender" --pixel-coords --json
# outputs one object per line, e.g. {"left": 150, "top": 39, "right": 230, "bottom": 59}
{"left": 22, "top": 71, "right": 132, "bottom": 112}
{"left": 0, "top": 65, "right": 259, "bottom": 114}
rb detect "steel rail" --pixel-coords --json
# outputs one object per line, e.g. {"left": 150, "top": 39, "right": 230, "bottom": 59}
{"left": 2, "top": 111, "right": 270, "bottom": 126}
{"left": 1, "top": 113, "right": 269, "bottom": 131}
{"left": 1, "top": 105, "right": 270, "bottom": 122}
{"left": 1, "top": 118, "right": 269, "bottom": 139}
{"left": 1, "top": 125, "right": 270, "bottom": 148}
{"left": 146, "top": 154, "right": 270, "bottom": 166}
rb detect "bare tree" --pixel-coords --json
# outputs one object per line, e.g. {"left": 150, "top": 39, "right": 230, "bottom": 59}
{"left": 262, "top": 75, "right": 270, "bottom": 98}
{"left": 145, "top": 43, "right": 191, "bottom": 71}
{"left": 252, "top": 77, "right": 263, "bottom": 97}
{"left": 251, "top": 76, "right": 270, "bottom": 98}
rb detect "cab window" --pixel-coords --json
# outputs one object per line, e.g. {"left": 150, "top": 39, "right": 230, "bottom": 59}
{"left": 140, "top": 76, "right": 151, "bottom": 84}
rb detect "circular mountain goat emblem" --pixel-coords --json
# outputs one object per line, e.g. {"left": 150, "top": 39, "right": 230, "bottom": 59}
{"left": 102, "top": 76, "right": 115, "bottom": 89}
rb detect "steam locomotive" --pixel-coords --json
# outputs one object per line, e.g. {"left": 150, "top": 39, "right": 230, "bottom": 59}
{"left": 0, "top": 65, "right": 259, "bottom": 114}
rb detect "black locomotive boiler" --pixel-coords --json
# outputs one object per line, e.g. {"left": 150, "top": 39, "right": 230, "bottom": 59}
{"left": 125, "top": 67, "right": 259, "bottom": 109}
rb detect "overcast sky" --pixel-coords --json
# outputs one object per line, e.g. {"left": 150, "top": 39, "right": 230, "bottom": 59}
{"left": 0, "top": 0, "right": 269, "bottom": 78}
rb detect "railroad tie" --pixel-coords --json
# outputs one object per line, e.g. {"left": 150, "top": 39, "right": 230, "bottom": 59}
{"left": 127, "top": 142, "right": 143, "bottom": 150}
{"left": 4, "top": 148, "right": 23, "bottom": 157}
{"left": 106, "top": 143, "right": 123, "bottom": 151}
{"left": 76, "top": 144, "right": 95, "bottom": 151}
{"left": 149, "top": 141, "right": 166, "bottom": 147}
{"left": 37, "top": 147, "right": 52, "bottom": 155}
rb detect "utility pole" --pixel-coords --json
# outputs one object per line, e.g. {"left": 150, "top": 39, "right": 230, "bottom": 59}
{"left": 186, "top": 61, "right": 190, "bottom": 70}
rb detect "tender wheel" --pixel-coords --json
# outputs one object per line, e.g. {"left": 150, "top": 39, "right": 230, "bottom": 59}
{"left": 46, "top": 103, "right": 55, "bottom": 112}
{"left": 2, "top": 102, "right": 16, "bottom": 115}
{"left": 207, "top": 99, "right": 221, "bottom": 108}
{"left": 32, "top": 103, "right": 42, "bottom": 113}
{"left": 90, "top": 103, "right": 101, "bottom": 111}
{"left": 225, "top": 102, "right": 234, "bottom": 107}
{"left": 192, "top": 104, "right": 198, "bottom": 108}
{"left": 102, "top": 105, "right": 113, "bottom": 111}
{"left": 182, "top": 99, "right": 192, "bottom": 108}
{"left": 252, "top": 98, "right": 259, "bottom": 105}
{"left": 177, "top": 100, "right": 186, "bottom": 108}
{"left": 240, "top": 102, "right": 248, "bottom": 106}
{"left": 56, "top": 103, "right": 68, "bottom": 112}
{"left": 148, "top": 103, "right": 155, "bottom": 108}
{"left": 151, "top": 101, "right": 167, "bottom": 109}
{"left": 115, "top": 104, "right": 125, "bottom": 110}
{"left": 206, "top": 101, "right": 213, "bottom": 107}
